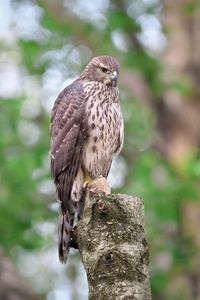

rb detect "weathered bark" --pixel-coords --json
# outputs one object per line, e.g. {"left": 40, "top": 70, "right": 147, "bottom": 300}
{"left": 76, "top": 192, "right": 151, "bottom": 300}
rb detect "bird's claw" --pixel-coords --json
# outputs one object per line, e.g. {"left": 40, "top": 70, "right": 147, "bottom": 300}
{"left": 87, "top": 176, "right": 110, "bottom": 195}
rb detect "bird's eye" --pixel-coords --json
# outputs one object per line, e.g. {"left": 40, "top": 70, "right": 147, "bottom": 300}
{"left": 100, "top": 67, "right": 108, "bottom": 73}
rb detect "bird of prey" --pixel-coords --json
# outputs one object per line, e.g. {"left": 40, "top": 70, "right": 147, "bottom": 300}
{"left": 50, "top": 56, "right": 124, "bottom": 263}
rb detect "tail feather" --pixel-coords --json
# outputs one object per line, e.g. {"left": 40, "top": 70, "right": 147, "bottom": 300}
{"left": 58, "top": 189, "right": 86, "bottom": 263}
{"left": 58, "top": 212, "right": 72, "bottom": 263}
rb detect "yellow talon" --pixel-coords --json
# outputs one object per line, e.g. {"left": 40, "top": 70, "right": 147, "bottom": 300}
{"left": 88, "top": 176, "right": 111, "bottom": 195}
{"left": 83, "top": 170, "right": 93, "bottom": 189}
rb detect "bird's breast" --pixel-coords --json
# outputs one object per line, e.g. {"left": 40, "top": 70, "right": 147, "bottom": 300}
{"left": 82, "top": 82, "right": 123, "bottom": 178}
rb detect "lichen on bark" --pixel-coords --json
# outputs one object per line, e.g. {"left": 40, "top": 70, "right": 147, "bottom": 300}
{"left": 76, "top": 192, "right": 152, "bottom": 300}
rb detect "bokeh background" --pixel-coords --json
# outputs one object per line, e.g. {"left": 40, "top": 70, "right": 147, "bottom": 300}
{"left": 1, "top": 0, "right": 200, "bottom": 299}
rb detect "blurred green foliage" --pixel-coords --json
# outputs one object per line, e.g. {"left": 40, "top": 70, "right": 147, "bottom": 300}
{"left": 0, "top": 98, "right": 50, "bottom": 249}
{"left": 1, "top": 0, "right": 200, "bottom": 299}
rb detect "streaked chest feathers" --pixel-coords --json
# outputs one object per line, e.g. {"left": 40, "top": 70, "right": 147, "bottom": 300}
{"left": 82, "top": 81, "right": 123, "bottom": 178}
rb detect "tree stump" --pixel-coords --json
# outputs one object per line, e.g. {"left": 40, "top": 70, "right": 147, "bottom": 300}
{"left": 76, "top": 192, "right": 152, "bottom": 300}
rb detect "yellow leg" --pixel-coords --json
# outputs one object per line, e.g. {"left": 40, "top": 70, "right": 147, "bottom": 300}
{"left": 87, "top": 176, "right": 111, "bottom": 195}
{"left": 82, "top": 170, "right": 93, "bottom": 189}
{"left": 82, "top": 169, "right": 111, "bottom": 194}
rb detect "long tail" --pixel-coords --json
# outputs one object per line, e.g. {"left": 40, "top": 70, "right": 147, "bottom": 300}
{"left": 58, "top": 212, "right": 72, "bottom": 263}
{"left": 58, "top": 187, "right": 86, "bottom": 263}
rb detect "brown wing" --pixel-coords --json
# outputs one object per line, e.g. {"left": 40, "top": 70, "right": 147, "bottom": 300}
{"left": 50, "top": 79, "right": 87, "bottom": 213}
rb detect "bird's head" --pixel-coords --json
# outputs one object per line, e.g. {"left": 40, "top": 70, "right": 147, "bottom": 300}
{"left": 81, "top": 56, "right": 120, "bottom": 87}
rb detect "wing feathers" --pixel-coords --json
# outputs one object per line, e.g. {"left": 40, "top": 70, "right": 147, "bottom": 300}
{"left": 51, "top": 124, "right": 80, "bottom": 178}
{"left": 50, "top": 80, "right": 87, "bottom": 213}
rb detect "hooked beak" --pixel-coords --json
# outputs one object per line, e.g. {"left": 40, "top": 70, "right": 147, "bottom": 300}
{"left": 106, "top": 71, "right": 118, "bottom": 87}
{"left": 111, "top": 71, "right": 118, "bottom": 82}
{"left": 105, "top": 71, "right": 118, "bottom": 86}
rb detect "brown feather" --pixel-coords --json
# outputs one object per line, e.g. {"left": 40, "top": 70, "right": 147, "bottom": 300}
{"left": 50, "top": 79, "right": 88, "bottom": 263}
{"left": 50, "top": 56, "right": 124, "bottom": 264}
{"left": 50, "top": 80, "right": 86, "bottom": 195}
